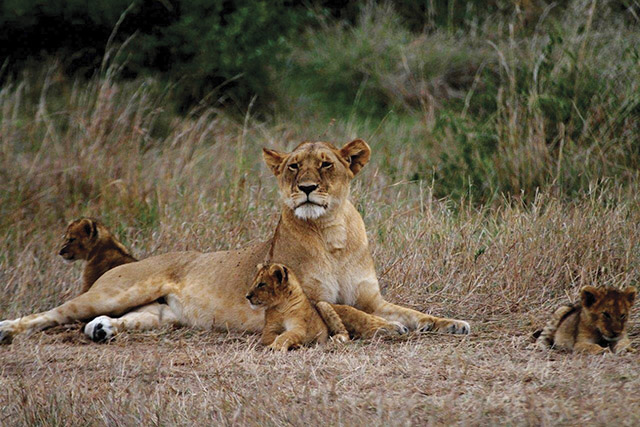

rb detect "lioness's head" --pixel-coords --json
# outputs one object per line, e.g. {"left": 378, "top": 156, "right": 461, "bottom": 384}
{"left": 59, "top": 218, "right": 101, "bottom": 261}
{"left": 246, "top": 263, "right": 298, "bottom": 309}
{"left": 262, "top": 139, "right": 371, "bottom": 221}
{"left": 581, "top": 286, "right": 637, "bottom": 341}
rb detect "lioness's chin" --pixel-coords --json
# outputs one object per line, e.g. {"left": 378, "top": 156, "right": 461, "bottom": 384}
{"left": 294, "top": 204, "right": 327, "bottom": 220}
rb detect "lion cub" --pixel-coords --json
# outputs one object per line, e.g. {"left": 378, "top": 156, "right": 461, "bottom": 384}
{"left": 246, "top": 263, "right": 350, "bottom": 351}
{"left": 59, "top": 217, "right": 137, "bottom": 293}
{"left": 535, "top": 286, "right": 636, "bottom": 354}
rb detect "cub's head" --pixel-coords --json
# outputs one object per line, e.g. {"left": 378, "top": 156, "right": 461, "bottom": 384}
{"left": 246, "top": 263, "right": 297, "bottom": 309}
{"left": 581, "top": 286, "right": 637, "bottom": 341}
{"left": 59, "top": 218, "right": 101, "bottom": 262}
{"left": 262, "top": 139, "right": 371, "bottom": 221}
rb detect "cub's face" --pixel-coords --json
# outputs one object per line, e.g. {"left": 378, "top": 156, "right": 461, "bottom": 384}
{"left": 59, "top": 218, "right": 98, "bottom": 262}
{"left": 246, "top": 263, "right": 292, "bottom": 309}
{"left": 262, "top": 139, "right": 371, "bottom": 221}
{"left": 581, "top": 286, "right": 637, "bottom": 341}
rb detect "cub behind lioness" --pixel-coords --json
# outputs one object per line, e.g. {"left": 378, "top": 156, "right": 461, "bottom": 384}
{"left": 59, "top": 218, "right": 137, "bottom": 293}
{"left": 535, "top": 286, "right": 636, "bottom": 354}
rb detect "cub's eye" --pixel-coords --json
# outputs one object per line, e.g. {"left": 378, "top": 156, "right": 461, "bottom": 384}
{"left": 288, "top": 163, "right": 299, "bottom": 171}
{"left": 257, "top": 282, "right": 266, "bottom": 288}
{"left": 620, "top": 314, "right": 626, "bottom": 320}
{"left": 321, "top": 161, "right": 333, "bottom": 169}
{"left": 68, "top": 238, "right": 76, "bottom": 243}
{"left": 603, "top": 312, "right": 611, "bottom": 319}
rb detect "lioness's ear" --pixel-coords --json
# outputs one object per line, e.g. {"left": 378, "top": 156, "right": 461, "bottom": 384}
{"left": 270, "top": 264, "right": 288, "bottom": 284}
{"left": 581, "top": 286, "right": 601, "bottom": 308}
{"left": 623, "top": 286, "right": 637, "bottom": 304}
{"left": 339, "top": 139, "right": 371, "bottom": 176}
{"left": 262, "top": 148, "right": 287, "bottom": 176}
{"left": 256, "top": 263, "right": 264, "bottom": 271}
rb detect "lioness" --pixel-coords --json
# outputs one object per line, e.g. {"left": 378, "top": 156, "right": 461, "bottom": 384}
{"left": 60, "top": 217, "right": 137, "bottom": 293}
{"left": 535, "top": 286, "right": 636, "bottom": 354}
{"left": 0, "top": 139, "right": 470, "bottom": 344}
{"left": 247, "top": 263, "right": 350, "bottom": 351}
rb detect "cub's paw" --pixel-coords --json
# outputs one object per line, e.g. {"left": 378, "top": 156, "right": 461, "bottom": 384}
{"left": 268, "top": 336, "right": 297, "bottom": 352}
{"left": 422, "top": 319, "right": 471, "bottom": 335}
{"left": 330, "top": 333, "right": 350, "bottom": 343}
{"left": 84, "top": 316, "right": 115, "bottom": 342}
{"left": 0, "top": 321, "right": 15, "bottom": 345}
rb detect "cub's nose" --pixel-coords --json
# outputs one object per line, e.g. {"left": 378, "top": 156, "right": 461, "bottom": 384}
{"left": 59, "top": 248, "right": 67, "bottom": 256}
{"left": 245, "top": 293, "right": 253, "bottom": 300}
{"left": 298, "top": 184, "right": 318, "bottom": 195}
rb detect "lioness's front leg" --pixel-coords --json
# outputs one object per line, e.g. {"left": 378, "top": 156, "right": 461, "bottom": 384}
{"left": 358, "top": 288, "right": 470, "bottom": 335}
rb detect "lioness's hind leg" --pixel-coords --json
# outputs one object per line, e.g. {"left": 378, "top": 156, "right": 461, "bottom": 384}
{"left": 316, "top": 302, "right": 350, "bottom": 343}
{"left": 330, "top": 304, "right": 408, "bottom": 339}
{"left": 85, "top": 303, "right": 179, "bottom": 342}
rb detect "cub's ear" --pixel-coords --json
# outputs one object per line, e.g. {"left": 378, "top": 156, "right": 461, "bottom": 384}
{"left": 256, "top": 263, "right": 264, "bottom": 271}
{"left": 262, "top": 148, "right": 287, "bottom": 176}
{"left": 270, "top": 264, "right": 288, "bottom": 284}
{"left": 581, "top": 286, "right": 602, "bottom": 308}
{"left": 623, "top": 286, "right": 637, "bottom": 304}
{"left": 339, "top": 139, "right": 371, "bottom": 177}
{"left": 82, "top": 219, "right": 98, "bottom": 239}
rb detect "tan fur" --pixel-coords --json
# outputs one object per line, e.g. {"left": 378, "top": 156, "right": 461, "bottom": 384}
{"left": 0, "top": 139, "right": 469, "bottom": 344}
{"left": 536, "top": 286, "right": 637, "bottom": 354}
{"left": 59, "top": 218, "right": 137, "bottom": 293}
{"left": 246, "top": 263, "right": 349, "bottom": 351}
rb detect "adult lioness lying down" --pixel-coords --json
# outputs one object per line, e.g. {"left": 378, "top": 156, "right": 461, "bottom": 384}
{"left": 0, "top": 139, "right": 469, "bottom": 344}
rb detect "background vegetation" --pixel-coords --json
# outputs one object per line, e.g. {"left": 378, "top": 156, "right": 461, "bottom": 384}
{"left": 1, "top": 1, "right": 639, "bottom": 424}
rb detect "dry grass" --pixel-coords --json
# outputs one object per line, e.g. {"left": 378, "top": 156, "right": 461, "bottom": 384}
{"left": 1, "top": 70, "right": 639, "bottom": 425}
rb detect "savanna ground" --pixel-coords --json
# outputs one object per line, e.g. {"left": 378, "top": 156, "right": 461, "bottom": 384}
{"left": 2, "top": 1, "right": 640, "bottom": 425}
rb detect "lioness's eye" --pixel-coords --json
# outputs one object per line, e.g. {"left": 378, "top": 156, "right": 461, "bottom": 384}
{"left": 620, "top": 314, "right": 626, "bottom": 320}
{"left": 321, "top": 161, "right": 332, "bottom": 169}
{"left": 603, "top": 312, "right": 611, "bottom": 319}
{"left": 288, "top": 163, "right": 299, "bottom": 171}
{"left": 257, "top": 282, "right": 266, "bottom": 288}
{"left": 68, "top": 238, "right": 76, "bottom": 243}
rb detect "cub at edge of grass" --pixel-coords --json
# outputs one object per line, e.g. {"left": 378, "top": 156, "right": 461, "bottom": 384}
{"left": 59, "top": 217, "right": 137, "bottom": 294}
{"left": 245, "top": 263, "right": 350, "bottom": 351}
{"left": 534, "top": 286, "right": 637, "bottom": 354}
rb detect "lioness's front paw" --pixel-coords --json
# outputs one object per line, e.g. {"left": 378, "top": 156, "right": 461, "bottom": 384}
{"left": 422, "top": 319, "right": 471, "bottom": 335}
{"left": 0, "top": 320, "right": 15, "bottom": 345}
{"left": 84, "top": 316, "right": 115, "bottom": 342}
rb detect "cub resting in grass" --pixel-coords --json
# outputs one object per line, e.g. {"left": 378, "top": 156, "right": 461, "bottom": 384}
{"left": 59, "top": 217, "right": 137, "bottom": 293}
{"left": 534, "top": 286, "right": 636, "bottom": 354}
{"left": 246, "top": 263, "right": 407, "bottom": 351}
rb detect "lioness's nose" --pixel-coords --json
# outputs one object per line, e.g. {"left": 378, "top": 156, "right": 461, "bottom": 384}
{"left": 59, "top": 248, "right": 67, "bottom": 256}
{"left": 298, "top": 184, "right": 318, "bottom": 195}
{"left": 245, "top": 293, "right": 252, "bottom": 300}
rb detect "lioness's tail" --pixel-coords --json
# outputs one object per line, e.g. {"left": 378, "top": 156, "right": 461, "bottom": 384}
{"left": 535, "top": 304, "right": 577, "bottom": 349}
